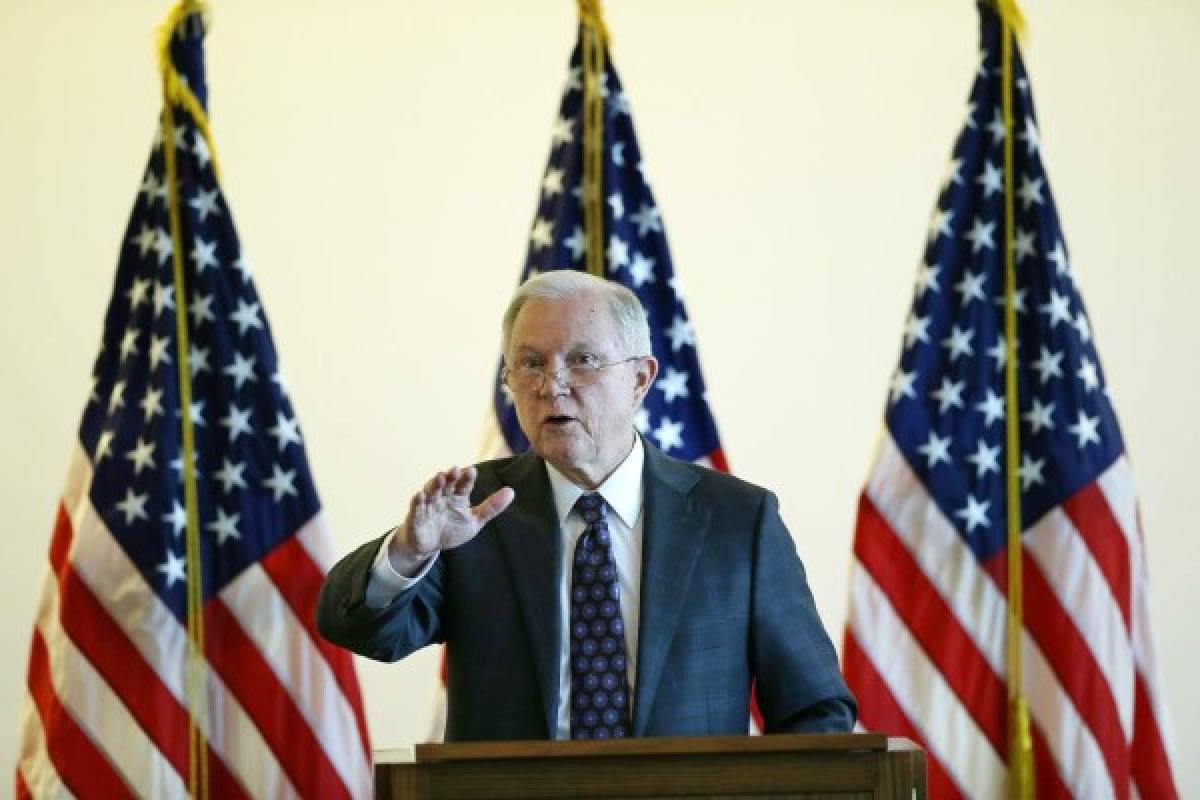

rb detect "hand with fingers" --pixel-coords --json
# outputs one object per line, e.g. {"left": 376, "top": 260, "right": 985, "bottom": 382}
{"left": 386, "top": 466, "right": 516, "bottom": 574}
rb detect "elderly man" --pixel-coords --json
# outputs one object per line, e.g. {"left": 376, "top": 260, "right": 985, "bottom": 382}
{"left": 316, "top": 270, "right": 855, "bottom": 740}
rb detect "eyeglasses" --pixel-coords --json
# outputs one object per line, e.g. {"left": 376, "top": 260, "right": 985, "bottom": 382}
{"left": 502, "top": 355, "right": 646, "bottom": 392}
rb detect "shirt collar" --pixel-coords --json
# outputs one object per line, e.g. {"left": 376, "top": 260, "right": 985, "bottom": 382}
{"left": 544, "top": 434, "right": 644, "bottom": 529}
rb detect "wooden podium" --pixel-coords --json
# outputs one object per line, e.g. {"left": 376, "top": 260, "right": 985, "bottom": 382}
{"left": 374, "top": 734, "right": 926, "bottom": 799}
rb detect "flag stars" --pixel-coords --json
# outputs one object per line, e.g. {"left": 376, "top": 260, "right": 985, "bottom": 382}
{"left": 941, "top": 325, "right": 975, "bottom": 361}
{"left": 115, "top": 489, "right": 150, "bottom": 525}
{"left": 1068, "top": 411, "right": 1102, "bottom": 449}
{"left": 986, "top": 108, "right": 1007, "bottom": 145}
{"left": 1024, "top": 397, "right": 1056, "bottom": 434}
{"left": 916, "top": 431, "right": 952, "bottom": 468}
{"left": 607, "top": 235, "right": 630, "bottom": 271}
{"left": 163, "top": 501, "right": 186, "bottom": 537}
{"left": 564, "top": 226, "right": 587, "bottom": 262}
{"left": 213, "top": 458, "right": 248, "bottom": 494}
{"left": 955, "top": 494, "right": 991, "bottom": 533}
{"left": 232, "top": 255, "right": 253, "bottom": 282}
{"left": 992, "top": 287, "right": 1027, "bottom": 314}
{"left": 190, "top": 237, "right": 219, "bottom": 271}
{"left": 987, "top": 336, "right": 1009, "bottom": 371}
{"left": 153, "top": 228, "right": 174, "bottom": 266}
{"left": 1032, "top": 346, "right": 1064, "bottom": 384}
{"left": 963, "top": 219, "right": 996, "bottom": 254}
{"left": 529, "top": 218, "right": 554, "bottom": 250}
{"left": 927, "top": 207, "right": 954, "bottom": 242}
{"left": 120, "top": 328, "right": 140, "bottom": 361}
{"left": 133, "top": 224, "right": 158, "bottom": 259}
{"left": 914, "top": 264, "right": 940, "bottom": 298}
{"left": 1017, "top": 175, "right": 1045, "bottom": 210}
{"left": 1077, "top": 356, "right": 1101, "bottom": 392}
{"left": 666, "top": 315, "right": 695, "bottom": 352}
{"left": 975, "top": 388, "right": 1005, "bottom": 426}
{"left": 224, "top": 351, "right": 257, "bottom": 390}
{"left": 108, "top": 381, "right": 126, "bottom": 413}
{"left": 1019, "top": 453, "right": 1046, "bottom": 491}
{"left": 903, "top": 313, "right": 931, "bottom": 349}
{"left": 189, "top": 187, "right": 220, "bottom": 221}
{"left": 94, "top": 429, "right": 115, "bottom": 464}
{"left": 941, "top": 158, "right": 964, "bottom": 189}
{"left": 192, "top": 133, "right": 211, "bottom": 167}
{"left": 630, "top": 204, "right": 662, "bottom": 237}
{"left": 269, "top": 412, "right": 302, "bottom": 451}
{"left": 125, "top": 438, "right": 156, "bottom": 475}
{"left": 148, "top": 335, "right": 172, "bottom": 370}
{"left": 931, "top": 377, "right": 966, "bottom": 414}
{"left": 139, "top": 171, "right": 163, "bottom": 206}
{"left": 976, "top": 161, "right": 1004, "bottom": 197}
{"left": 607, "top": 193, "right": 624, "bottom": 220}
{"left": 889, "top": 369, "right": 917, "bottom": 404}
{"left": 229, "top": 299, "right": 263, "bottom": 336}
{"left": 153, "top": 282, "right": 175, "bottom": 317}
{"left": 551, "top": 116, "right": 574, "bottom": 146}
{"left": 655, "top": 367, "right": 689, "bottom": 403}
{"left": 189, "top": 292, "right": 215, "bottom": 326}
{"left": 128, "top": 276, "right": 152, "bottom": 309}
{"left": 1046, "top": 240, "right": 1071, "bottom": 278}
{"left": 628, "top": 253, "right": 655, "bottom": 287}
{"left": 652, "top": 417, "right": 684, "bottom": 453}
{"left": 189, "top": 344, "right": 211, "bottom": 377}
{"left": 264, "top": 464, "right": 299, "bottom": 502}
{"left": 1074, "top": 311, "right": 1092, "bottom": 343}
{"left": 541, "top": 168, "right": 564, "bottom": 197}
{"left": 1018, "top": 116, "right": 1041, "bottom": 156}
{"left": 207, "top": 507, "right": 242, "bottom": 545}
{"left": 220, "top": 404, "right": 254, "bottom": 442}
{"left": 966, "top": 438, "right": 1001, "bottom": 478}
{"left": 954, "top": 270, "right": 988, "bottom": 305}
{"left": 1013, "top": 228, "right": 1036, "bottom": 262}
{"left": 1039, "top": 290, "right": 1073, "bottom": 329}
{"left": 157, "top": 549, "right": 187, "bottom": 589}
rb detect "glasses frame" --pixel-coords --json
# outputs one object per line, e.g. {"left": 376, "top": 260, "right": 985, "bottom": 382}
{"left": 501, "top": 355, "right": 648, "bottom": 392}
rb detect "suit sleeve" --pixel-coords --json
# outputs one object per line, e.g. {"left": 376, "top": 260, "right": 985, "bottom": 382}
{"left": 315, "top": 533, "right": 447, "bottom": 663}
{"left": 751, "top": 491, "right": 858, "bottom": 733}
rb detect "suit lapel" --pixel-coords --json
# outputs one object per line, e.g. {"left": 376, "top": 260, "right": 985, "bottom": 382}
{"left": 493, "top": 452, "right": 562, "bottom": 737}
{"left": 633, "top": 443, "right": 709, "bottom": 734}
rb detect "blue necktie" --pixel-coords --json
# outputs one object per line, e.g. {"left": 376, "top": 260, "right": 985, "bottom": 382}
{"left": 569, "top": 493, "right": 632, "bottom": 739}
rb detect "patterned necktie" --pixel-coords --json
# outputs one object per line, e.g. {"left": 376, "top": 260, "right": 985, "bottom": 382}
{"left": 569, "top": 493, "right": 632, "bottom": 739}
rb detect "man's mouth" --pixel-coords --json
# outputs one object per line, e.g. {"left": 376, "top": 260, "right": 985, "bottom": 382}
{"left": 544, "top": 415, "right": 576, "bottom": 427}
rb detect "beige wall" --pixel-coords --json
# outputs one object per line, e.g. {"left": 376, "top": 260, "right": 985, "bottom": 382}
{"left": 2, "top": 0, "right": 1196, "bottom": 794}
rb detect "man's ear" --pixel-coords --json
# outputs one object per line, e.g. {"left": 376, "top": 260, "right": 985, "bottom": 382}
{"left": 633, "top": 355, "right": 658, "bottom": 401}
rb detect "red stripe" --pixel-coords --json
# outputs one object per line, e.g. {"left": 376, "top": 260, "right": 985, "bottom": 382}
{"left": 260, "top": 535, "right": 372, "bottom": 760}
{"left": 14, "top": 767, "right": 31, "bottom": 800}
{"left": 842, "top": 632, "right": 959, "bottom": 800}
{"left": 1130, "top": 673, "right": 1179, "bottom": 800}
{"left": 1030, "top": 721, "right": 1073, "bottom": 800}
{"left": 1061, "top": 484, "right": 1132, "bottom": 631}
{"left": 706, "top": 447, "right": 729, "bottom": 473}
{"left": 205, "top": 598, "right": 352, "bottom": 800}
{"left": 853, "top": 493, "right": 1007, "bottom": 751}
{"left": 1022, "top": 553, "right": 1130, "bottom": 800}
{"left": 25, "top": 629, "right": 134, "bottom": 799}
{"left": 51, "top": 504, "right": 251, "bottom": 799}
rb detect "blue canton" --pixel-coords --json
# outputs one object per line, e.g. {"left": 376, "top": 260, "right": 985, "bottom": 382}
{"left": 886, "top": 2, "right": 1124, "bottom": 561}
{"left": 77, "top": 14, "right": 320, "bottom": 620}
{"left": 493, "top": 32, "right": 724, "bottom": 465}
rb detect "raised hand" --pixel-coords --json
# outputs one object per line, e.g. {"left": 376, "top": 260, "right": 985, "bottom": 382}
{"left": 387, "top": 466, "right": 515, "bottom": 573}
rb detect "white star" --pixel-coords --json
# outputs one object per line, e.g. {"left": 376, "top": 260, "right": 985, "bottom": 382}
{"left": 976, "top": 161, "right": 1004, "bottom": 197}
{"left": 1068, "top": 411, "right": 1102, "bottom": 449}
{"left": 1039, "top": 290, "right": 1072, "bottom": 329}
{"left": 1077, "top": 356, "right": 1100, "bottom": 392}
{"left": 606, "top": 235, "right": 630, "bottom": 271}
{"left": 955, "top": 270, "right": 988, "bottom": 304}
{"left": 115, "top": 489, "right": 150, "bottom": 525}
{"left": 108, "top": 381, "right": 126, "bottom": 413}
{"left": 192, "top": 132, "right": 211, "bottom": 167}
{"left": 965, "top": 99, "right": 978, "bottom": 127}
{"left": 1074, "top": 311, "right": 1092, "bottom": 343}
{"left": 651, "top": 417, "right": 684, "bottom": 453}
{"left": 190, "top": 237, "right": 219, "bottom": 272}
{"left": 189, "top": 400, "right": 206, "bottom": 427}
{"left": 992, "top": 287, "right": 1027, "bottom": 314}
{"left": 220, "top": 405, "right": 254, "bottom": 442}
{"left": 916, "top": 431, "right": 952, "bottom": 468}
{"left": 1017, "top": 175, "right": 1045, "bottom": 210}
{"left": 666, "top": 315, "right": 695, "bottom": 352}
{"left": 1018, "top": 116, "right": 1040, "bottom": 155}
{"left": 986, "top": 107, "right": 1007, "bottom": 145}
{"left": 941, "top": 157, "right": 964, "bottom": 188}
{"left": 264, "top": 463, "right": 298, "bottom": 502}
{"left": 139, "top": 171, "right": 162, "bottom": 206}
{"left": 963, "top": 219, "right": 996, "bottom": 254}
{"left": 189, "top": 187, "right": 220, "bottom": 221}
{"left": 955, "top": 494, "right": 991, "bottom": 533}
{"left": 529, "top": 218, "right": 553, "bottom": 250}
{"left": 903, "top": 313, "right": 931, "bottom": 349}
{"left": 133, "top": 224, "right": 157, "bottom": 258}
{"left": 966, "top": 438, "right": 1001, "bottom": 478}
{"left": 889, "top": 369, "right": 917, "bottom": 404}
{"left": 541, "top": 168, "right": 563, "bottom": 197}
{"left": 153, "top": 282, "right": 175, "bottom": 317}
{"left": 189, "top": 344, "right": 211, "bottom": 377}
{"left": 914, "top": 264, "right": 939, "bottom": 298}
{"left": 272, "top": 369, "right": 289, "bottom": 395}
{"left": 630, "top": 204, "right": 662, "bottom": 237}
{"left": 941, "top": 325, "right": 975, "bottom": 361}
{"left": 565, "top": 66, "right": 582, "bottom": 91}
{"left": 148, "top": 335, "right": 172, "bottom": 370}
{"left": 207, "top": 507, "right": 242, "bottom": 545}
{"left": 975, "top": 388, "right": 1006, "bottom": 426}
{"left": 550, "top": 116, "right": 573, "bottom": 146}
{"left": 269, "top": 412, "right": 302, "bottom": 451}
{"left": 633, "top": 408, "right": 650, "bottom": 433}
{"left": 1046, "top": 240, "right": 1071, "bottom": 278}
{"left": 607, "top": 192, "right": 624, "bottom": 220}
{"left": 127, "top": 276, "right": 152, "bottom": 309}
{"left": 927, "top": 207, "right": 954, "bottom": 242}
{"left": 233, "top": 255, "right": 253, "bottom": 282}
{"left": 1019, "top": 453, "right": 1046, "bottom": 490}
{"left": 931, "top": 377, "right": 966, "bottom": 413}
{"left": 628, "top": 253, "right": 655, "bottom": 287}
{"left": 224, "top": 351, "right": 257, "bottom": 390}
{"left": 163, "top": 500, "right": 186, "bottom": 537}
{"left": 987, "top": 336, "right": 1008, "bottom": 371}
{"left": 1032, "top": 346, "right": 1064, "bottom": 384}
{"left": 169, "top": 450, "right": 199, "bottom": 480}
{"left": 612, "top": 90, "right": 631, "bottom": 116}
{"left": 153, "top": 227, "right": 174, "bottom": 266}
{"left": 120, "top": 328, "right": 140, "bottom": 361}
{"left": 189, "top": 292, "right": 215, "bottom": 326}
{"left": 564, "top": 227, "right": 586, "bottom": 262}
{"left": 1013, "top": 228, "right": 1036, "bottom": 262}
{"left": 140, "top": 386, "right": 164, "bottom": 421}
{"left": 655, "top": 367, "right": 689, "bottom": 403}
{"left": 611, "top": 142, "right": 626, "bottom": 165}
{"left": 157, "top": 549, "right": 187, "bottom": 589}
{"left": 1023, "top": 397, "right": 1056, "bottom": 434}
{"left": 229, "top": 299, "right": 263, "bottom": 336}
{"left": 125, "top": 437, "right": 156, "bottom": 475}
{"left": 213, "top": 458, "right": 248, "bottom": 493}
{"left": 94, "top": 429, "right": 115, "bottom": 463}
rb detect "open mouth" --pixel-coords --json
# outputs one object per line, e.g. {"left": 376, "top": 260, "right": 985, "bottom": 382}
{"left": 544, "top": 415, "right": 575, "bottom": 427}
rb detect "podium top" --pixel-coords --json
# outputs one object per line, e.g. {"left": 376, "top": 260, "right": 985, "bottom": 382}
{"left": 406, "top": 733, "right": 890, "bottom": 763}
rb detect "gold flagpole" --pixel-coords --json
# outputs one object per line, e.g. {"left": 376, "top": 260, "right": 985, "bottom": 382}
{"left": 578, "top": 0, "right": 610, "bottom": 278}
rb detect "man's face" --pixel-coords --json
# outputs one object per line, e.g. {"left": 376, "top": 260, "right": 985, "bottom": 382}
{"left": 507, "top": 291, "right": 657, "bottom": 488}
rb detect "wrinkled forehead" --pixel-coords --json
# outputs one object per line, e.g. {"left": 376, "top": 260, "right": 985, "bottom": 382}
{"left": 508, "top": 293, "right": 621, "bottom": 356}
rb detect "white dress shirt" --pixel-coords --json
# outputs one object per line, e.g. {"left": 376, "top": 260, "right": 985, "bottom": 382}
{"left": 364, "top": 437, "right": 646, "bottom": 740}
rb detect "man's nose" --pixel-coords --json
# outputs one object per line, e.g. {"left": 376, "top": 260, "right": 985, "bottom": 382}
{"left": 536, "top": 368, "right": 571, "bottom": 397}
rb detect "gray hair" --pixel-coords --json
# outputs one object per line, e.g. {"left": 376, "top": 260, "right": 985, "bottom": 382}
{"left": 501, "top": 270, "right": 652, "bottom": 359}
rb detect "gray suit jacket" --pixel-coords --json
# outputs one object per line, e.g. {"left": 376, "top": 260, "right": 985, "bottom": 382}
{"left": 316, "top": 443, "right": 855, "bottom": 740}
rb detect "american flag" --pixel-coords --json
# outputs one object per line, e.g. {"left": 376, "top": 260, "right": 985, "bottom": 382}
{"left": 842, "top": 4, "right": 1178, "bottom": 798}
{"left": 15, "top": 7, "right": 372, "bottom": 798}
{"left": 484, "top": 26, "right": 727, "bottom": 472}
